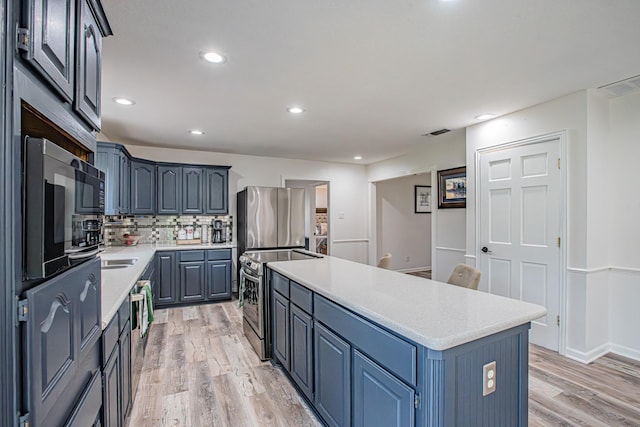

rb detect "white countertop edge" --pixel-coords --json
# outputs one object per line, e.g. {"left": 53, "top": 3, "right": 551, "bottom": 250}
{"left": 268, "top": 261, "right": 547, "bottom": 351}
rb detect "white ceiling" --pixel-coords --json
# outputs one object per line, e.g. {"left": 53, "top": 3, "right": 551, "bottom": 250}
{"left": 101, "top": 0, "right": 640, "bottom": 165}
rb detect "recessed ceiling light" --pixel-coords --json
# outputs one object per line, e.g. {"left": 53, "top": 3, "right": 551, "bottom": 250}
{"left": 189, "top": 130, "right": 205, "bottom": 135}
{"left": 113, "top": 97, "right": 135, "bottom": 106}
{"left": 354, "top": 156, "right": 363, "bottom": 160}
{"left": 287, "top": 106, "right": 305, "bottom": 114}
{"left": 475, "top": 113, "right": 495, "bottom": 121}
{"left": 202, "top": 51, "right": 226, "bottom": 63}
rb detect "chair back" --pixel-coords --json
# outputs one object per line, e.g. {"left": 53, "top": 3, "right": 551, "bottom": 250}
{"left": 447, "top": 263, "right": 481, "bottom": 290}
{"left": 377, "top": 253, "right": 392, "bottom": 269}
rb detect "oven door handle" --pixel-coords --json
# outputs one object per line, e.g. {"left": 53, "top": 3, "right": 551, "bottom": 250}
{"left": 67, "top": 247, "right": 102, "bottom": 260}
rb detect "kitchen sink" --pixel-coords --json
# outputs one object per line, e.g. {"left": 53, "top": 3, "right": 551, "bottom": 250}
{"left": 101, "top": 258, "right": 139, "bottom": 269}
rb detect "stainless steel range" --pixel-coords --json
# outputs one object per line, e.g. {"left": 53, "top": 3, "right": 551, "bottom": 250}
{"left": 240, "top": 249, "right": 321, "bottom": 360}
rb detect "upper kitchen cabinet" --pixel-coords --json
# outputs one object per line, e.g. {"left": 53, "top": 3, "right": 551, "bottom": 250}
{"left": 18, "top": 0, "right": 112, "bottom": 131}
{"left": 205, "top": 167, "right": 229, "bottom": 214}
{"left": 182, "top": 167, "right": 204, "bottom": 214}
{"left": 130, "top": 159, "right": 156, "bottom": 214}
{"left": 74, "top": 0, "right": 104, "bottom": 130}
{"left": 95, "top": 142, "right": 131, "bottom": 215}
{"left": 157, "top": 165, "right": 182, "bottom": 215}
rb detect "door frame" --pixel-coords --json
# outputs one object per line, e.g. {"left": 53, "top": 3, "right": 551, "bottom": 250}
{"left": 475, "top": 131, "right": 568, "bottom": 355}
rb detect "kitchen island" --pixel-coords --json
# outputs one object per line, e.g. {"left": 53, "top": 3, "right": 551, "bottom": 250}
{"left": 268, "top": 256, "right": 546, "bottom": 427}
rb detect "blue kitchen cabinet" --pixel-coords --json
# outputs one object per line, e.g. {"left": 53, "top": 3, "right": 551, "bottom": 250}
{"left": 96, "top": 142, "right": 131, "bottom": 215}
{"left": 314, "top": 322, "right": 351, "bottom": 427}
{"left": 119, "top": 150, "right": 130, "bottom": 213}
{"left": 273, "top": 290, "right": 291, "bottom": 370}
{"left": 290, "top": 303, "right": 314, "bottom": 400}
{"left": 75, "top": 0, "right": 103, "bottom": 130}
{"left": 353, "top": 349, "right": 415, "bottom": 427}
{"left": 182, "top": 167, "right": 204, "bottom": 214}
{"left": 207, "top": 259, "right": 232, "bottom": 300}
{"left": 179, "top": 261, "right": 206, "bottom": 303}
{"left": 156, "top": 251, "right": 178, "bottom": 305}
{"left": 130, "top": 159, "right": 156, "bottom": 214}
{"left": 119, "top": 322, "right": 132, "bottom": 424}
{"left": 205, "top": 167, "right": 229, "bottom": 214}
{"left": 157, "top": 164, "right": 181, "bottom": 214}
{"left": 102, "top": 334, "right": 121, "bottom": 427}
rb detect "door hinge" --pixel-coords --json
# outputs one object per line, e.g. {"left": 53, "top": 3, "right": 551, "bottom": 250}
{"left": 17, "top": 28, "right": 29, "bottom": 52}
{"left": 557, "top": 237, "right": 561, "bottom": 248}
{"left": 557, "top": 158, "right": 561, "bottom": 169}
{"left": 19, "top": 412, "right": 30, "bottom": 427}
{"left": 557, "top": 315, "right": 560, "bottom": 327}
{"left": 414, "top": 394, "right": 421, "bottom": 409}
{"left": 17, "top": 300, "right": 29, "bottom": 322}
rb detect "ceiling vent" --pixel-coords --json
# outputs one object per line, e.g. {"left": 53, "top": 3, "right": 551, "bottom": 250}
{"left": 423, "top": 128, "right": 451, "bottom": 137}
{"left": 599, "top": 75, "right": 640, "bottom": 97}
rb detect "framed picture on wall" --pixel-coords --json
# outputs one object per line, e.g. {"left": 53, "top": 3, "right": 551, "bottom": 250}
{"left": 438, "top": 166, "right": 466, "bottom": 208}
{"left": 415, "top": 185, "right": 432, "bottom": 213}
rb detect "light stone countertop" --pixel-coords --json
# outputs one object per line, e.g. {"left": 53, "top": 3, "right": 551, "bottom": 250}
{"left": 99, "top": 242, "right": 235, "bottom": 329}
{"left": 268, "top": 256, "right": 547, "bottom": 351}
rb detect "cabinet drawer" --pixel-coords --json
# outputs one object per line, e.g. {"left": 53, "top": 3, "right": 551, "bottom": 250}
{"left": 272, "top": 271, "right": 289, "bottom": 298}
{"left": 118, "top": 298, "right": 130, "bottom": 334}
{"left": 179, "top": 250, "right": 205, "bottom": 262}
{"left": 207, "top": 249, "right": 231, "bottom": 260}
{"left": 102, "top": 315, "right": 119, "bottom": 364}
{"left": 314, "top": 295, "right": 417, "bottom": 386}
{"left": 290, "top": 281, "right": 312, "bottom": 314}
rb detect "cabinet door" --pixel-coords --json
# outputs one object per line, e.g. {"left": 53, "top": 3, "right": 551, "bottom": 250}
{"left": 182, "top": 167, "right": 204, "bottom": 214}
{"left": 157, "top": 165, "right": 181, "bottom": 214}
{"left": 179, "top": 261, "right": 206, "bottom": 302}
{"left": 95, "top": 145, "right": 120, "bottom": 215}
{"left": 119, "top": 325, "right": 132, "bottom": 424}
{"left": 273, "top": 291, "right": 290, "bottom": 370}
{"left": 314, "top": 322, "right": 351, "bottom": 427}
{"left": 74, "top": 0, "right": 102, "bottom": 130}
{"left": 205, "top": 168, "right": 228, "bottom": 214}
{"left": 206, "top": 260, "right": 231, "bottom": 300}
{"left": 130, "top": 160, "right": 156, "bottom": 214}
{"left": 290, "top": 304, "right": 313, "bottom": 400}
{"left": 119, "top": 152, "right": 130, "bottom": 214}
{"left": 78, "top": 265, "right": 101, "bottom": 360}
{"left": 156, "top": 252, "right": 177, "bottom": 305}
{"left": 102, "top": 345, "right": 121, "bottom": 427}
{"left": 353, "top": 350, "right": 415, "bottom": 427}
{"left": 23, "top": 0, "right": 75, "bottom": 101}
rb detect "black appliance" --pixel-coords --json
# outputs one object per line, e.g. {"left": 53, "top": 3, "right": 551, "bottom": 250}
{"left": 213, "top": 219, "right": 225, "bottom": 243}
{"left": 23, "top": 137, "right": 105, "bottom": 280}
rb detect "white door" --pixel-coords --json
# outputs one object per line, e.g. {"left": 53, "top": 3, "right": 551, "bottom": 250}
{"left": 479, "top": 138, "right": 561, "bottom": 351}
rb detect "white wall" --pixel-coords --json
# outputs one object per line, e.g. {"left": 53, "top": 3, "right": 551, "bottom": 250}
{"left": 316, "top": 185, "right": 328, "bottom": 209}
{"left": 375, "top": 174, "right": 431, "bottom": 271}
{"left": 366, "top": 129, "right": 466, "bottom": 279}
{"left": 607, "top": 91, "right": 640, "bottom": 361}
{"left": 125, "top": 145, "right": 370, "bottom": 263}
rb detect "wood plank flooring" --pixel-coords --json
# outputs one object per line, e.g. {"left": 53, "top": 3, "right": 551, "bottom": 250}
{"left": 128, "top": 301, "right": 640, "bottom": 426}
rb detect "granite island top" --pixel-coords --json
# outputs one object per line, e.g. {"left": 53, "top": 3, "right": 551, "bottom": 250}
{"left": 100, "top": 242, "right": 235, "bottom": 329}
{"left": 268, "top": 256, "right": 547, "bottom": 351}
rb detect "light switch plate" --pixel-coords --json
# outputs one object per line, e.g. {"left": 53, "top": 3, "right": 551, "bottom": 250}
{"left": 483, "top": 361, "right": 496, "bottom": 396}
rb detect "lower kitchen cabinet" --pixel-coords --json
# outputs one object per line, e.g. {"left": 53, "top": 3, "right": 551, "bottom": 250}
{"left": 119, "top": 324, "right": 132, "bottom": 423}
{"left": 353, "top": 350, "right": 415, "bottom": 427}
{"left": 273, "top": 291, "right": 290, "bottom": 369}
{"left": 102, "top": 343, "right": 121, "bottom": 427}
{"left": 156, "top": 249, "right": 231, "bottom": 308}
{"left": 102, "top": 315, "right": 132, "bottom": 427}
{"left": 179, "top": 261, "right": 206, "bottom": 302}
{"left": 314, "top": 321, "right": 352, "bottom": 427}
{"left": 290, "top": 304, "right": 314, "bottom": 400}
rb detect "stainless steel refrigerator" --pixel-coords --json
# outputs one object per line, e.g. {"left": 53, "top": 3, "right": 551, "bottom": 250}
{"left": 237, "top": 186, "right": 306, "bottom": 255}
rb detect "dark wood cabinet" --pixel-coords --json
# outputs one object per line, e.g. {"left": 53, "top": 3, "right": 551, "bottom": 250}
{"left": 21, "top": 0, "right": 76, "bottom": 101}
{"left": 156, "top": 251, "right": 177, "bottom": 305}
{"left": 182, "top": 167, "right": 204, "bottom": 214}
{"left": 74, "top": 0, "right": 103, "bottom": 130}
{"left": 206, "top": 260, "right": 232, "bottom": 300}
{"left": 179, "top": 261, "right": 206, "bottom": 302}
{"left": 314, "top": 321, "right": 351, "bottom": 427}
{"left": 130, "top": 159, "right": 156, "bottom": 214}
{"left": 205, "top": 167, "right": 229, "bottom": 214}
{"left": 157, "top": 165, "right": 181, "bottom": 214}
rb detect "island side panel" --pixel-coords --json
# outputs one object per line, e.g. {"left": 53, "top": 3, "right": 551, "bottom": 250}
{"left": 425, "top": 324, "right": 530, "bottom": 427}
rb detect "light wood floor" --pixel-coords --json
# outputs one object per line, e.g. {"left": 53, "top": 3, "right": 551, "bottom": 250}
{"left": 129, "top": 301, "right": 640, "bottom": 427}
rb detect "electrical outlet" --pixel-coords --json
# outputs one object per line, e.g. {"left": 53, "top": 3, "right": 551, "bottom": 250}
{"left": 483, "top": 361, "right": 496, "bottom": 396}
{"left": 405, "top": 256, "right": 410, "bottom": 262}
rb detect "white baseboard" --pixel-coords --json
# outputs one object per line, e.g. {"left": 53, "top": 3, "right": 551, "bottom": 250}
{"left": 609, "top": 343, "right": 640, "bottom": 361}
{"left": 397, "top": 266, "right": 432, "bottom": 273}
{"left": 564, "top": 343, "right": 610, "bottom": 364}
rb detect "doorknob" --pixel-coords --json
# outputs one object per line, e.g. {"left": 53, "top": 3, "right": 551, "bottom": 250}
{"left": 481, "top": 246, "right": 493, "bottom": 254}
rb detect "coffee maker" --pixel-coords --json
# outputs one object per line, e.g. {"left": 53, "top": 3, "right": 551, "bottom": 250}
{"left": 212, "top": 219, "right": 225, "bottom": 243}
{"left": 72, "top": 216, "right": 103, "bottom": 248}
